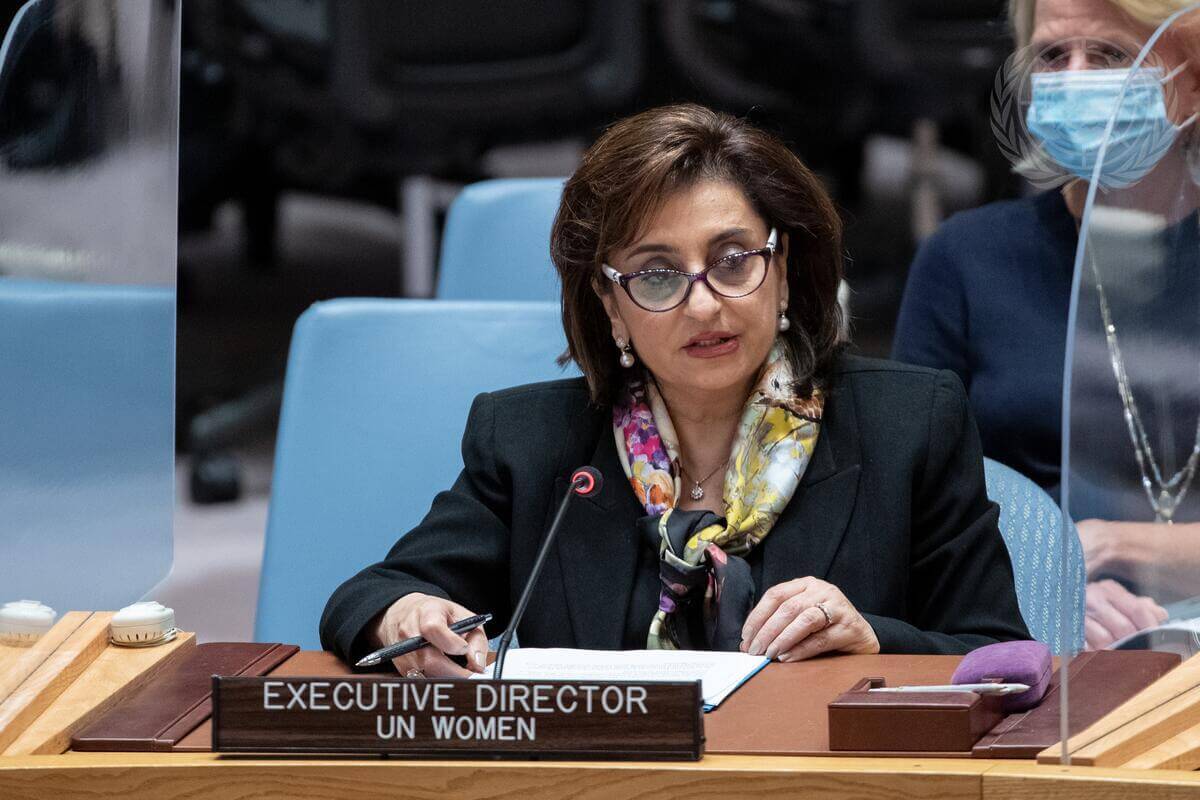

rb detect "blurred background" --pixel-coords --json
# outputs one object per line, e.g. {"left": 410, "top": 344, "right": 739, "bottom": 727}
{"left": 0, "top": 0, "right": 1028, "bottom": 639}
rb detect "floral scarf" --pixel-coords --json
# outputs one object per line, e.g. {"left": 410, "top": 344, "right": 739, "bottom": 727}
{"left": 613, "top": 340, "right": 823, "bottom": 650}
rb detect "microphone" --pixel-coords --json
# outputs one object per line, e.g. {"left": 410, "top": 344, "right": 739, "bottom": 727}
{"left": 492, "top": 466, "right": 603, "bottom": 680}
{"left": 570, "top": 465, "right": 602, "bottom": 497}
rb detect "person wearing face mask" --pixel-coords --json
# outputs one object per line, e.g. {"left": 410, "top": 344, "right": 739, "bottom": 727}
{"left": 320, "top": 104, "right": 1030, "bottom": 677}
{"left": 1027, "top": 61, "right": 1195, "bottom": 185}
{"left": 893, "top": 0, "right": 1200, "bottom": 650}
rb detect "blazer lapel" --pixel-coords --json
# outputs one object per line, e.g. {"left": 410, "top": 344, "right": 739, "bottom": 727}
{"left": 554, "top": 425, "right": 644, "bottom": 649}
{"left": 760, "top": 376, "right": 862, "bottom": 592}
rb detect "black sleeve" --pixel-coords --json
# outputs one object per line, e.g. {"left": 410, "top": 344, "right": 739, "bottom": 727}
{"left": 863, "top": 370, "right": 1031, "bottom": 654}
{"left": 319, "top": 392, "right": 513, "bottom": 664}
{"left": 891, "top": 228, "right": 971, "bottom": 388}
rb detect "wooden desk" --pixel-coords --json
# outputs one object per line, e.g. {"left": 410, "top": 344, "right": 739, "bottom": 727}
{"left": 5, "top": 646, "right": 1200, "bottom": 799}
{"left": 5, "top": 751, "right": 1200, "bottom": 799}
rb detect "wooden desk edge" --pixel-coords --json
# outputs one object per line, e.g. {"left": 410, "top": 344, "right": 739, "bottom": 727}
{"left": 7, "top": 751, "right": 1200, "bottom": 778}
{"left": 7, "top": 753, "right": 1200, "bottom": 799}
{"left": 984, "top": 760, "right": 1200, "bottom": 799}
{"left": 0, "top": 751, "right": 991, "bottom": 774}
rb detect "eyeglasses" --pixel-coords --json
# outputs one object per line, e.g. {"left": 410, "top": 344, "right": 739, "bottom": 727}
{"left": 601, "top": 229, "right": 778, "bottom": 312}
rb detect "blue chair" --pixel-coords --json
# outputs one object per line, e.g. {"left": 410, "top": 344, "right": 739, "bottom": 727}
{"left": 0, "top": 278, "right": 175, "bottom": 612}
{"left": 436, "top": 178, "right": 565, "bottom": 301}
{"left": 255, "top": 299, "right": 576, "bottom": 648}
{"left": 984, "top": 457, "right": 1086, "bottom": 651}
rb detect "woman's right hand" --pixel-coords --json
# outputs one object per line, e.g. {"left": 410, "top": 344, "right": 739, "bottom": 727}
{"left": 369, "top": 593, "right": 490, "bottom": 677}
{"left": 1084, "top": 579, "right": 1167, "bottom": 650}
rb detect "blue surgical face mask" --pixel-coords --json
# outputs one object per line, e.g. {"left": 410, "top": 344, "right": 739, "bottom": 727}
{"left": 1026, "top": 66, "right": 1195, "bottom": 187}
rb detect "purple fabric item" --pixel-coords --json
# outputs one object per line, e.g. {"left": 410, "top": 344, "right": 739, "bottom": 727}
{"left": 951, "top": 640, "right": 1052, "bottom": 712}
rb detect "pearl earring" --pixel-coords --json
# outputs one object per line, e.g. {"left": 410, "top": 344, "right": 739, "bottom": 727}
{"left": 778, "top": 308, "right": 791, "bottom": 332}
{"left": 616, "top": 337, "right": 636, "bottom": 368}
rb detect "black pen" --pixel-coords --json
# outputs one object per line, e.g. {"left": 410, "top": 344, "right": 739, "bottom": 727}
{"left": 354, "top": 613, "right": 493, "bottom": 668}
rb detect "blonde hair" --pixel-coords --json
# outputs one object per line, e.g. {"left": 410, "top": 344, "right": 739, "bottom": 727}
{"left": 1008, "top": 0, "right": 1193, "bottom": 49}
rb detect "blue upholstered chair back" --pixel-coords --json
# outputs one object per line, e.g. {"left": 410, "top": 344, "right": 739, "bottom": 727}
{"left": 436, "top": 178, "right": 565, "bottom": 301}
{"left": 256, "top": 299, "right": 574, "bottom": 648}
{"left": 984, "top": 457, "right": 1086, "bottom": 651}
{"left": 0, "top": 278, "right": 175, "bottom": 612}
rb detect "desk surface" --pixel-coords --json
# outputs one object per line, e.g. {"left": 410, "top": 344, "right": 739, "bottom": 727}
{"left": 5, "top": 645, "right": 1200, "bottom": 799}
{"left": 178, "top": 650, "right": 975, "bottom": 757}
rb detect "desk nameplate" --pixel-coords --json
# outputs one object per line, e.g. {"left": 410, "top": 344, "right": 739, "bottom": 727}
{"left": 212, "top": 676, "right": 704, "bottom": 760}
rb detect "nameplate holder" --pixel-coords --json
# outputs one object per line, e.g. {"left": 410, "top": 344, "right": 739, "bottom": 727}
{"left": 212, "top": 676, "right": 704, "bottom": 760}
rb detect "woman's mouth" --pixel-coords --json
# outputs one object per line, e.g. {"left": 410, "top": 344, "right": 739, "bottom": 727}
{"left": 683, "top": 333, "right": 740, "bottom": 358}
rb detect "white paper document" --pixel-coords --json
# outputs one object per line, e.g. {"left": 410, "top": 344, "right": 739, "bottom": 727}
{"left": 473, "top": 648, "right": 769, "bottom": 710}
{"left": 1108, "top": 619, "right": 1200, "bottom": 655}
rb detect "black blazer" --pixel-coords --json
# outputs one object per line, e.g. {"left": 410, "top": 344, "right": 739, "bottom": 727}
{"left": 321, "top": 354, "right": 1031, "bottom": 664}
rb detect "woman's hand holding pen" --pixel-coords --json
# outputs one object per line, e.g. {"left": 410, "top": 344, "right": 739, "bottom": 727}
{"left": 370, "top": 593, "right": 489, "bottom": 677}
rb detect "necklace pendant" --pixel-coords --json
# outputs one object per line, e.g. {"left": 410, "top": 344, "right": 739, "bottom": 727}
{"left": 690, "top": 483, "right": 704, "bottom": 501}
{"left": 1158, "top": 490, "right": 1177, "bottom": 524}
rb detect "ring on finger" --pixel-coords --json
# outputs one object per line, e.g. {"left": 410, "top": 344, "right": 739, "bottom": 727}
{"left": 814, "top": 602, "right": 833, "bottom": 628}
{"left": 404, "top": 667, "right": 426, "bottom": 679}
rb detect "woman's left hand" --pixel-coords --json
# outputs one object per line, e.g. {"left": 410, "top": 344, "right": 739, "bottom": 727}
{"left": 739, "top": 577, "right": 880, "bottom": 661}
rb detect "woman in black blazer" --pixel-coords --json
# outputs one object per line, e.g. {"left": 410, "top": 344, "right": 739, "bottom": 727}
{"left": 321, "top": 104, "right": 1030, "bottom": 676}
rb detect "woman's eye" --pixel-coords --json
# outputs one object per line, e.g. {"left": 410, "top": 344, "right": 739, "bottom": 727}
{"left": 719, "top": 253, "right": 749, "bottom": 271}
{"left": 1037, "top": 45, "right": 1065, "bottom": 66}
{"left": 634, "top": 272, "right": 682, "bottom": 300}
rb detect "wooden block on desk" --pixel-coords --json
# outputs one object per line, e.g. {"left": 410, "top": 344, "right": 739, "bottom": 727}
{"left": 1039, "top": 652, "right": 1200, "bottom": 766}
{"left": 73, "top": 642, "right": 299, "bottom": 752}
{"left": 1120, "top": 718, "right": 1200, "bottom": 770}
{"left": 0, "top": 612, "right": 112, "bottom": 752}
{"left": 0, "top": 612, "right": 91, "bottom": 706}
{"left": 173, "top": 646, "right": 340, "bottom": 750}
{"left": 828, "top": 677, "right": 1004, "bottom": 753}
{"left": 2, "top": 632, "right": 196, "bottom": 755}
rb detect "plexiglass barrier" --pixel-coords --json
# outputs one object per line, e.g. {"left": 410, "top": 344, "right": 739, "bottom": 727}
{"left": 1061, "top": 2, "right": 1200, "bottom": 764}
{"left": 0, "top": 0, "right": 178, "bottom": 613}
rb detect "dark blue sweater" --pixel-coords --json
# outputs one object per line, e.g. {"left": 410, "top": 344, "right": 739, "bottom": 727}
{"left": 892, "top": 191, "right": 1076, "bottom": 495}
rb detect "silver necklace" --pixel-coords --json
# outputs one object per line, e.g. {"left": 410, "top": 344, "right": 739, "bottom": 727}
{"left": 1089, "top": 252, "right": 1200, "bottom": 524}
{"left": 679, "top": 459, "right": 728, "bottom": 501}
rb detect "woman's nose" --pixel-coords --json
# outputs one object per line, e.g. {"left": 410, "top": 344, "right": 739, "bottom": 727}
{"left": 682, "top": 277, "right": 722, "bottom": 318}
{"left": 1068, "top": 46, "right": 1092, "bottom": 72}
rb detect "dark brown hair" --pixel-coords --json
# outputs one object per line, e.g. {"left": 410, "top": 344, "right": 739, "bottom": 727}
{"left": 551, "top": 103, "right": 845, "bottom": 405}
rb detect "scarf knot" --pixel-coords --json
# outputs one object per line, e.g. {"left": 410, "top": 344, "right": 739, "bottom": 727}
{"left": 637, "top": 509, "right": 754, "bottom": 649}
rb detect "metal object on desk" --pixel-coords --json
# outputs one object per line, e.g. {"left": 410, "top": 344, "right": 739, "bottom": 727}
{"left": 109, "top": 602, "right": 179, "bottom": 648}
{"left": 0, "top": 601, "right": 57, "bottom": 646}
{"left": 869, "top": 682, "right": 1030, "bottom": 695}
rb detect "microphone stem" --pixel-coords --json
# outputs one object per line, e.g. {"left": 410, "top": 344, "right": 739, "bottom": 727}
{"left": 493, "top": 479, "right": 580, "bottom": 680}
